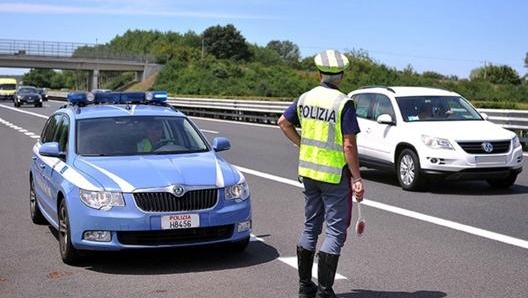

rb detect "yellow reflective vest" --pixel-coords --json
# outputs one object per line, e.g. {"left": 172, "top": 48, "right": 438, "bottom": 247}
{"left": 297, "top": 86, "right": 351, "bottom": 184}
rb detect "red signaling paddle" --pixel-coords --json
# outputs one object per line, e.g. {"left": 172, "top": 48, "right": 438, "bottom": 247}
{"left": 355, "top": 198, "right": 365, "bottom": 236}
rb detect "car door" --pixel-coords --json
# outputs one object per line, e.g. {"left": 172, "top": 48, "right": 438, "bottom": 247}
{"left": 351, "top": 93, "right": 396, "bottom": 167}
{"left": 33, "top": 114, "right": 66, "bottom": 218}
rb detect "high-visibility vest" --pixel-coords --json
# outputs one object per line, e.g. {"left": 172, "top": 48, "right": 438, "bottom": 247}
{"left": 297, "top": 86, "right": 351, "bottom": 184}
{"left": 137, "top": 138, "right": 152, "bottom": 152}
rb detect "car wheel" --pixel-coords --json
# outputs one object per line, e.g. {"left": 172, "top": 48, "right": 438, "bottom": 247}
{"left": 486, "top": 173, "right": 518, "bottom": 188}
{"left": 396, "top": 149, "right": 427, "bottom": 191}
{"left": 230, "top": 236, "right": 250, "bottom": 252}
{"left": 58, "top": 199, "right": 82, "bottom": 264}
{"left": 29, "top": 177, "right": 47, "bottom": 225}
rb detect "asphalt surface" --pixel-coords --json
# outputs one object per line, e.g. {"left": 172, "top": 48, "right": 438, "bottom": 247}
{"left": 1, "top": 100, "right": 527, "bottom": 298}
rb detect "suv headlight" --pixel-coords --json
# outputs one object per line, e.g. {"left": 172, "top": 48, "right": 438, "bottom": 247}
{"left": 80, "top": 189, "right": 125, "bottom": 210}
{"left": 421, "top": 134, "right": 454, "bottom": 150}
{"left": 225, "top": 181, "right": 250, "bottom": 201}
{"left": 512, "top": 136, "right": 521, "bottom": 148}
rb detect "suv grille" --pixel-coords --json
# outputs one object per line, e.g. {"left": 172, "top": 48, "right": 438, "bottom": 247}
{"left": 133, "top": 189, "right": 218, "bottom": 212}
{"left": 457, "top": 141, "right": 510, "bottom": 154}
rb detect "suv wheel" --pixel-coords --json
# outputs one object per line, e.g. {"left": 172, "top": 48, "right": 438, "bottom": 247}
{"left": 486, "top": 173, "right": 518, "bottom": 188}
{"left": 58, "top": 199, "right": 82, "bottom": 264}
{"left": 397, "top": 149, "right": 426, "bottom": 191}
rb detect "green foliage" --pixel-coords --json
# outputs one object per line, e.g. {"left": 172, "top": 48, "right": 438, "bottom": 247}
{"left": 202, "top": 24, "right": 252, "bottom": 61}
{"left": 18, "top": 26, "right": 528, "bottom": 106}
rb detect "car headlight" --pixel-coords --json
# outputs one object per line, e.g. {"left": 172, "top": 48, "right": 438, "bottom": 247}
{"left": 512, "top": 136, "right": 521, "bottom": 148}
{"left": 421, "top": 134, "right": 454, "bottom": 150}
{"left": 225, "top": 181, "right": 250, "bottom": 201}
{"left": 80, "top": 189, "right": 125, "bottom": 210}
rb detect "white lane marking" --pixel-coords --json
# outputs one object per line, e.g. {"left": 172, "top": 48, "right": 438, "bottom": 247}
{"left": 235, "top": 165, "right": 528, "bottom": 250}
{"left": 0, "top": 117, "right": 41, "bottom": 139}
{"left": 201, "top": 129, "right": 218, "bottom": 134}
{"left": 251, "top": 234, "right": 346, "bottom": 280}
{"left": 0, "top": 104, "right": 49, "bottom": 119}
{"left": 278, "top": 257, "right": 347, "bottom": 280}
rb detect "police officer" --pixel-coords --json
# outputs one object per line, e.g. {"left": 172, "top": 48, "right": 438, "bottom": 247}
{"left": 278, "top": 49, "right": 364, "bottom": 298}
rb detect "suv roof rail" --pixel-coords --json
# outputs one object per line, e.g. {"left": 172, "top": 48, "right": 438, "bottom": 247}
{"left": 357, "top": 85, "right": 395, "bottom": 93}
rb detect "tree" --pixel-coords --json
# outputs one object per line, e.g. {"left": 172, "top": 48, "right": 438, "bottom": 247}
{"left": 202, "top": 24, "right": 252, "bottom": 61}
{"left": 470, "top": 64, "right": 522, "bottom": 85}
{"left": 266, "top": 40, "right": 301, "bottom": 67}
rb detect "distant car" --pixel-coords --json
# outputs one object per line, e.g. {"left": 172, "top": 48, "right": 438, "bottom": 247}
{"left": 348, "top": 86, "right": 524, "bottom": 191}
{"left": 29, "top": 91, "right": 252, "bottom": 264}
{"left": 14, "top": 86, "right": 42, "bottom": 107}
{"left": 36, "top": 87, "right": 48, "bottom": 101}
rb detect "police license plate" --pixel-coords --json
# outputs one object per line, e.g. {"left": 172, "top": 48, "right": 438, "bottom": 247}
{"left": 161, "top": 214, "right": 199, "bottom": 229}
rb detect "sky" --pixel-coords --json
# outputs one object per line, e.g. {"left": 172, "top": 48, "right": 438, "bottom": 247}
{"left": 0, "top": 0, "right": 526, "bottom": 79}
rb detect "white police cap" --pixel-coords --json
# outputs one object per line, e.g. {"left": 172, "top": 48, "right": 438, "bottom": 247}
{"left": 314, "top": 50, "right": 349, "bottom": 74}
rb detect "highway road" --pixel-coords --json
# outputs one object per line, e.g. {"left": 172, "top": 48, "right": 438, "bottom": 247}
{"left": 1, "top": 100, "right": 527, "bottom": 298}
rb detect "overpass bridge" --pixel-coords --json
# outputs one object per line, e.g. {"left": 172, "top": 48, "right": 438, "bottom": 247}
{"left": 0, "top": 38, "right": 161, "bottom": 90}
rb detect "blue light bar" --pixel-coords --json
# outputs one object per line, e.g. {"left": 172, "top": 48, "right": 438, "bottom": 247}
{"left": 67, "top": 92, "right": 93, "bottom": 105}
{"left": 147, "top": 91, "right": 168, "bottom": 102}
{"left": 67, "top": 91, "right": 168, "bottom": 105}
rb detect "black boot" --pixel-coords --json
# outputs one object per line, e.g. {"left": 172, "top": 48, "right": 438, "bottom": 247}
{"left": 316, "top": 251, "right": 340, "bottom": 298}
{"left": 297, "top": 246, "right": 317, "bottom": 298}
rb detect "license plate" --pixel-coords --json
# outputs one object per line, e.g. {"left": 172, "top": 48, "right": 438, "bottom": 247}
{"left": 475, "top": 155, "right": 506, "bottom": 164}
{"left": 161, "top": 214, "right": 199, "bottom": 229}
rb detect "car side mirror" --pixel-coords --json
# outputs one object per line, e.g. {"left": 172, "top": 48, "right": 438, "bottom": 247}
{"left": 376, "top": 114, "right": 394, "bottom": 125}
{"left": 39, "top": 142, "right": 65, "bottom": 158}
{"left": 480, "top": 112, "right": 489, "bottom": 120}
{"left": 211, "top": 137, "right": 231, "bottom": 152}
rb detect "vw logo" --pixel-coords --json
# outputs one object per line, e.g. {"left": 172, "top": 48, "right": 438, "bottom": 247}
{"left": 481, "top": 142, "right": 493, "bottom": 153}
{"left": 171, "top": 185, "right": 185, "bottom": 197}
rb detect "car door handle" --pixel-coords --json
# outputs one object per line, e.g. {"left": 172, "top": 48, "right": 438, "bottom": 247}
{"left": 32, "top": 156, "right": 37, "bottom": 161}
{"left": 365, "top": 127, "right": 372, "bottom": 133}
{"left": 39, "top": 163, "right": 46, "bottom": 169}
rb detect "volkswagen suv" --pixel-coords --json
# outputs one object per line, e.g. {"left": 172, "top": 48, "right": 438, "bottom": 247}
{"left": 348, "top": 86, "right": 523, "bottom": 191}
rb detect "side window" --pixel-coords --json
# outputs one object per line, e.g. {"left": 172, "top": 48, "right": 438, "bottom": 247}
{"left": 40, "top": 114, "right": 62, "bottom": 143}
{"left": 351, "top": 94, "right": 372, "bottom": 119}
{"left": 373, "top": 95, "right": 394, "bottom": 120}
{"left": 57, "top": 116, "right": 70, "bottom": 153}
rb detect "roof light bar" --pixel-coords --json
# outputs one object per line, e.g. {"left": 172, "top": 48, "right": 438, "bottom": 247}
{"left": 67, "top": 91, "right": 168, "bottom": 105}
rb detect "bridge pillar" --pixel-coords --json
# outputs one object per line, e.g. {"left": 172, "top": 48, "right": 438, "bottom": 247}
{"left": 89, "top": 69, "right": 99, "bottom": 91}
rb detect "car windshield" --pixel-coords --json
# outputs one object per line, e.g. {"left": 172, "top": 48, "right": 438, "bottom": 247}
{"left": 396, "top": 95, "right": 483, "bottom": 122}
{"left": 0, "top": 83, "right": 16, "bottom": 90}
{"left": 76, "top": 116, "right": 210, "bottom": 156}
{"left": 18, "top": 87, "right": 37, "bottom": 94}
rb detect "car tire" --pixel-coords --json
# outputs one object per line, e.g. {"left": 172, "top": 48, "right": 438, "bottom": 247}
{"left": 29, "top": 177, "right": 47, "bottom": 225}
{"left": 396, "top": 148, "right": 427, "bottom": 191}
{"left": 229, "top": 236, "right": 250, "bottom": 252}
{"left": 486, "top": 173, "right": 518, "bottom": 188}
{"left": 58, "top": 199, "right": 82, "bottom": 265}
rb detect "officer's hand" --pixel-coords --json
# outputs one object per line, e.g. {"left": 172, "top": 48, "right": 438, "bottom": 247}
{"left": 353, "top": 178, "right": 364, "bottom": 202}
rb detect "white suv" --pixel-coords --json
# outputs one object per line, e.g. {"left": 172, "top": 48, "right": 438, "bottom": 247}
{"left": 348, "top": 86, "right": 524, "bottom": 191}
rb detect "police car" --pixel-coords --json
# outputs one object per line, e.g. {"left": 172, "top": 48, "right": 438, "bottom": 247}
{"left": 29, "top": 91, "right": 252, "bottom": 264}
{"left": 348, "top": 86, "right": 524, "bottom": 191}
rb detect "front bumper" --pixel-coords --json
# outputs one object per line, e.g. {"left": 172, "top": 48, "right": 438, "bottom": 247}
{"left": 67, "top": 193, "right": 252, "bottom": 251}
{"left": 419, "top": 145, "right": 524, "bottom": 180}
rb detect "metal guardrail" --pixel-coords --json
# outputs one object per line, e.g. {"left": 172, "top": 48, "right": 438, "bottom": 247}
{"left": 48, "top": 92, "right": 528, "bottom": 143}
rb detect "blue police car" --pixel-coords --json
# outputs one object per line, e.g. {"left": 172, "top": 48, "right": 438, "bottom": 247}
{"left": 29, "top": 91, "right": 252, "bottom": 264}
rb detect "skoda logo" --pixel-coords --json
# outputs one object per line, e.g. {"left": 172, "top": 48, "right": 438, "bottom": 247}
{"left": 172, "top": 185, "right": 185, "bottom": 197}
{"left": 481, "top": 142, "right": 493, "bottom": 153}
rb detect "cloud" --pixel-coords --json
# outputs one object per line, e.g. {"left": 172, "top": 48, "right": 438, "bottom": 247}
{"left": 0, "top": 2, "right": 272, "bottom": 19}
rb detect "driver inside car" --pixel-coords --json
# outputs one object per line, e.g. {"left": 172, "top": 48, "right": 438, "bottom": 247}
{"left": 137, "top": 121, "right": 164, "bottom": 152}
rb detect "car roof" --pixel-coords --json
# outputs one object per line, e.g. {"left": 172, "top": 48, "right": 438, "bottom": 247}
{"left": 58, "top": 103, "right": 187, "bottom": 120}
{"left": 350, "top": 86, "right": 461, "bottom": 97}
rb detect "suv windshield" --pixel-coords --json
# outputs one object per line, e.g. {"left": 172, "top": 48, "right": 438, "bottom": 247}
{"left": 76, "top": 116, "right": 209, "bottom": 156}
{"left": 397, "top": 95, "right": 483, "bottom": 122}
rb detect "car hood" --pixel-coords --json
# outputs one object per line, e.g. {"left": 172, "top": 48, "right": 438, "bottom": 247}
{"left": 73, "top": 152, "right": 243, "bottom": 192}
{"left": 408, "top": 120, "right": 516, "bottom": 141}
